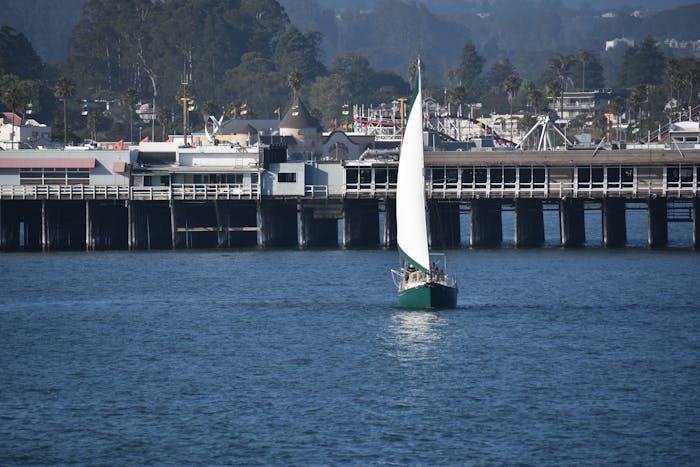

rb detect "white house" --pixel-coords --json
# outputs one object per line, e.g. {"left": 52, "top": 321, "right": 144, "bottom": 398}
{"left": 0, "top": 113, "right": 53, "bottom": 150}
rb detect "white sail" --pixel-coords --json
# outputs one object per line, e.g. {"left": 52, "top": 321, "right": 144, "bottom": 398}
{"left": 396, "top": 64, "right": 430, "bottom": 273}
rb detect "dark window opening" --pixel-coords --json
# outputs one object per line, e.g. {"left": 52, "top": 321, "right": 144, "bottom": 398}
{"left": 490, "top": 168, "right": 503, "bottom": 184}
{"left": 475, "top": 168, "right": 487, "bottom": 184}
{"left": 388, "top": 168, "right": 398, "bottom": 184}
{"left": 577, "top": 167, "right": 590, "bottom": 183}
{"left": 346, "top": 169, "right": 358, "bottom": 184}
{"left": 446, "top": 169, "right": 458, "bottom": 184}
{"left": 462, "top": 168, "right": 474, "bottom": 184}
{"left": 504, "top": 168, "right": 516, "bottom": 184}
{"left": 621, "top": 168, "right": 633, "bottom": 183}
{"left": 519, "top": 168, "right": 532, "bottom": 184}
{"left": 533, "top": 168, "right": 545, "bottom": 184}
{"left": 279, "top": 172, "right": 296, "bottom": 183}
{"left": 360, "top": 168, "right": 372, "bottom": 184}
{"left": 592, "top": 168, "right": 604, "bottom": 183}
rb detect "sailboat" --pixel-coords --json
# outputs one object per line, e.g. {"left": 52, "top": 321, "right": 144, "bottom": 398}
{"left": 391, "top": 60, "right": 458, "bottom": 309}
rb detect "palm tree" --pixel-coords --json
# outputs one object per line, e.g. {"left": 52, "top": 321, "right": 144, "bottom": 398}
{"left": 545, "top": 80, "right": 562, "bottom": 113}
{"left": 54, "top": 76, "right": 76, "bottom": 146}
{"left": 546, "top": 54, "right": 574, "bottom": 117}
{"left": 578, "top": 49, "right": 593, "bottom": 92}
{"left": 529, "top": 88, "right": 545, "bottom": 114}
{"left": 628, "top": 85, "right": 647, "bottom": 136}
{"left": 503, "top": 74, "right": 521, "bottom": 140}
{"left": 120, "top": 88, "right": 138, "bottom": 143}
{"left": 608, "top": 96, "right": 627, "bottom": 143}
{"left": 287, "top": 70, "right": 303, "bottom": 97}
{"left": 503, "top": 74, "right": 521, "bottom": 116}
{"left": 2, "top": 84, "right": 26, "bottom": 149}
{"left": 87, "top": 112, "right": 98, "bottom": 142}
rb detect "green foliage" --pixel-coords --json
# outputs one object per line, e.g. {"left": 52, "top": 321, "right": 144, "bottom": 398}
{"left": 8, "top": 0, "right": 700, "bottom": 143}
{"left": 664, "top": 58, "right": 700, "bottom": 108}
{"left": 503, "top": 74, "right": 521, "bottom": 114}
{"left": 309, "top": 74, "right": 350, "bottom": 127}
{"left": 569, "top": 49, "right": 605, "bottom": 91}
{"left": 54, "top": 75, "right": 76, "bottom": 144}
{"left": 486, "top": 58, "right": 516, "bottom": 93}
{"left": 329, "top": 53, "right": 408, "bottom": 106}
{"left": 0, "top": 76, "right": 41, "bottom": 119}
{"left": 222, "top": 53, "right": 288, "bottom": 118}
{"left": 618, "top": 37, "right": 666, "bottom": 87}
{"left": 452, "top": 41, "right": 484, "bottom": 98}
{"left": 0, "top": 26, "right": 44, "bottom": 78}
{"left": 273, "top": 27, "right": 326, "bottom": 81}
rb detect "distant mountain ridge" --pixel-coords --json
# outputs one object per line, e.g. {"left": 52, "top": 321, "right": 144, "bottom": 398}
{"left": 280, "top": 0, "right": 700, "bottom": 81}
{"left": 313, "top": 0, "right": 695, "bottom": 14}
{"left": 0, "top": 0, "right": 86, "bottom": 63}
{"left": 2, "top": 0, "right": 700, "bottom": 73}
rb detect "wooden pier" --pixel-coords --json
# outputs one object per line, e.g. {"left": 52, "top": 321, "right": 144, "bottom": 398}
{"left": 1, "top": 147, "right": 700, "bottom": 251}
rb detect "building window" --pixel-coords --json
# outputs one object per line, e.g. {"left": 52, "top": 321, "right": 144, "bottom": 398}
{"left": 375, "top": 168, "right": 387, "bottom": 185}
{"left": 278, "top": 172, "right": 296, "bottom": 183}
{"left": 224, "top": 173, "right": 244, "bottom": 184}
{"left": 577, "top": 167, "right": 597, "bottom": 189}
{"left": 346, "top": 168, "right": 358, "bottom": 186}
{"left": 667, "top": 166, "right": 695, "bottom": 188}
{"left": 388, "top": 168, "right": 398, "bottom": 184}
{"left": 359, "top": 168, "right": 372, "bottom": 185}
{"left": 19, "top": 168, "right": 89, "bottom": 185}
{"left": 462, "top": 167, "right": 487, "bottom": 188}
{"left": 606, "top": 166, "right": 634, "bottom": 189}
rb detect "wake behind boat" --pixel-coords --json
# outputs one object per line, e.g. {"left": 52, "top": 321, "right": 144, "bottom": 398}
{"left": 391, "top": 60, "right": 458, "bottom": 309}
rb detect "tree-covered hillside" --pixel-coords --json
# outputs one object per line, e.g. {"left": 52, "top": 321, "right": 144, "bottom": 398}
{"left": 0, "top": 0, "right": 86, "bottom": 62}
{"left": 2, "top": 0, "right": 700, "bottom": 145}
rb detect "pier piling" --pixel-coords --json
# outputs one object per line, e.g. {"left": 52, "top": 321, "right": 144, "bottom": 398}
{"left": 342, "top": 199, "right": 379, "bottom": 248}
{"left": 383, "top": 198, "right": 397, "bottom": 248}
{"left": 470, "top": 199, "right": 502, "bottom": 247}
{"left": 647, "top": 197, "right": 668, "bottom": 248}
{"left": 603, "top": 197, "right": 627, "bottom": 248}
{"left": 514, "top": 199, "right": 545, "bottom": 248}
{"left": 299, "top": 204, "right": 340, "bottom": 248}
{"left": 559, "top": 198, "right": 586, "bottom": 247}
{"left": 428, "top": 200, "right": 461, "bottom": 249}
{"left": 259, "top": 200, "right": 298, "bottom": 247}
{"left": 694, "top": 198, "right": 700, "bottom": 249}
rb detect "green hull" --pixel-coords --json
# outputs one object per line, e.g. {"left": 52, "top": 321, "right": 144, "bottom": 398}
{"left": 398, "top": 282, "right": 458, "bottom": 309}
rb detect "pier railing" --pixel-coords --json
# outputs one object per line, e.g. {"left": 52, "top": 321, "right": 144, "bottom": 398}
{"left": 305, "top": 185, "right": 329, "bottom": 198}
{"left": 425, "top": 179, "right": 698, "bottom": 199}
{"left": 130, "top": 183, "right": 260, "bottom": 201}
{"left": 170, "top": 183, "right": 259, "bottom": 200}
{"left": 345, "top": 181, "right": 397, "bottom": 198}
{"left": 1, "top": 170, "right": 698, "bottom": 202}
{"left": 0, "top": 184, "right": 130, "bottom": 200}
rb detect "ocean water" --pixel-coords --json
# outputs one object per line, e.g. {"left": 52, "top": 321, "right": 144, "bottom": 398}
{"left": 1, "top": 213, "right": 699, "bottom": 465}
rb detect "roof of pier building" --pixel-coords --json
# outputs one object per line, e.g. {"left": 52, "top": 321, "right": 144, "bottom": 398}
{"left": 219, "top": 118, "right": 280, "bottom": 135}
{"left": 280, "top": 95, "right": 320, "bottom": 132}
{"left": 670, "top": 121, "right": 700, "bottom": 133}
